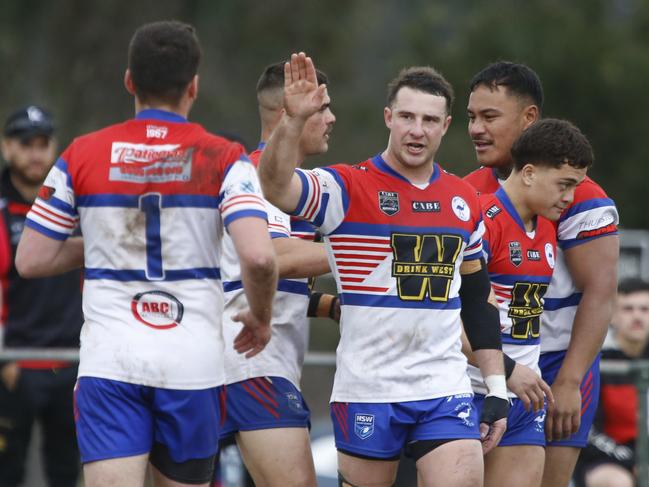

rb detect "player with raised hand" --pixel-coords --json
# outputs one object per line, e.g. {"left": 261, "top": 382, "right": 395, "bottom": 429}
{"left": 218, "top": 62, "right": 336, "bottom": 487}
{"left": 465, "top": 61, "right": 619, "bottom": 487}
{"left": 466, "top": 118, "right": 593, "bottom": 487}
{"left": 259, "top": 52, "right": 509, "bottom": 487}
{"left": 15, "top": 21, "right": 277, "bottom": 487}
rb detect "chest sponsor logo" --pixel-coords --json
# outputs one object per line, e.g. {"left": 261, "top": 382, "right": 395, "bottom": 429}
{"left": 451, "top": 196, "right": 470, "bottom": 222}
{"left": 454, "top": 402, "right": 475, "bottom": 427}
{"left": 146, "top": 125, "right": 168, "bottom": 139}
{"left": 354, "top": 413, "right": 375, "bottom": 440}
{"left": 527, "top": 250, "right": 541, "bottom": 261}
{"left": 485, "top": 204, "right": 501, "bottom": 219}
{"left": 131, "top": 291, "right": 184, "bottom": 329}
{"left": 509, "top": 241, "right": 523, "bottom": 267}
{"left": 412, "top": 201, "right": 440, "bottom": 213}
{"left": 378, "top": 191, "right": 399, "bottom": 216}
{"left": 109, "top": 142, "right": 193, "bottom": 184}
{"left": 545, "top": 243, "right": 555, "bottom": 269}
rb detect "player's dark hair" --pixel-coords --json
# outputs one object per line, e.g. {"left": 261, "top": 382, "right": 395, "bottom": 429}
{"left": 128, "top": 21, "right": 201, "bottom": 105}
{"left": 256, "top": 62, "right": 329, "bottom": 94}
{"left": 470, "top": 61, "right": 543, "bottom": 112}
{"left": 386, "top": 66, "right": 454, "bottom": 114}
{"left": 511, "top": 118, "right": 593, "bottom": 171}
{"left": 618, "top": 278, "right": 649, "bottom": 296}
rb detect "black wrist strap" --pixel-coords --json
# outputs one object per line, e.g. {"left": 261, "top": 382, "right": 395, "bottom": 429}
{"left": 307, "top": 292, "right": 323, "bottom": 318}
{"left": 328, "top": 296, "right": 339, "bottom": 319}
{"left": 504, "top": 354, "right": 516, "bottom": 380}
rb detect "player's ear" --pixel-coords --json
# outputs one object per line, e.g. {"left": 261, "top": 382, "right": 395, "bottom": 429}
{"left": 187, "top": 75, "right": 199, "bottom": 100}
{"left": 384, "top": 106, "right": 393, "bottom": 129}
{"left": 521, "top": 163, "right": 536, "bottom": 186}
{"left": 522, "top": 104, "right": 539, "bottom": 129}
{"left": 124, "top": 69, "right": 136, "bottom": 95}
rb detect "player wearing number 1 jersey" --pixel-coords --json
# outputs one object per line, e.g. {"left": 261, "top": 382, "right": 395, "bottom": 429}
{"left": 467, "top": 119, "right": 593, "bottom": 487}
{"left": 259, "top": 53, "right": 509, "bottom": 487}
{"left": 15, "top": 22, "right": 277, "bottom": 487}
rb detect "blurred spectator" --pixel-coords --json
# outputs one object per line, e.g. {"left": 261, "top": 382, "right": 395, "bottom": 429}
{"left": 0, "top": 105, "right": 83, "bottom": 486}
{"left": 574, "top": 278, "right": 649, "bottom": 487}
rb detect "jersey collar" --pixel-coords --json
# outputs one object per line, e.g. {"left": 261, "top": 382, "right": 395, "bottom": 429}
{"left": 371, "top": 154, "right": 440, "bottom": 186}
{"left": 135, "top": 109, "right": 188, "bottom": 123}
{"left": 495, "top": 187, "right": 529, "bottom": 234}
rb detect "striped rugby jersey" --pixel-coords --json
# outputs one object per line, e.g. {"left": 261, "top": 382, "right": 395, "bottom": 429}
{"left": 221, "top": 147, "right": 316, "bottom": 388}
{"left": 463, "top": 167, "right": 619, "bottom": 354}
{"left": 25, "top": 109, "right": 267, "bottom": 389}
{"left": 468, "top": 188, "right": 556, "bottom": 396}
{"left": 293, "top": 154, "right": 484, "bottom": 402}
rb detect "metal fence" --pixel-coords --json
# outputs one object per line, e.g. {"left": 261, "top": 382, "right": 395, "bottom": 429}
{"left": 1, "top": 348, "right": 648, "bottom": 486}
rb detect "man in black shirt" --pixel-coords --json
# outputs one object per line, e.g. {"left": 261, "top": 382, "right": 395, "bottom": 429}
{"left": 0, "top": 105, "right": 83, "bottom": 486}
{"left": 574, "top": 278, "right": 649, "bottom": 487}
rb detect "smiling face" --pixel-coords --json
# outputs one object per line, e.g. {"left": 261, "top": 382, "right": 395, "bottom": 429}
{"left": 383, "top": 86, "right": 451, "bottom": 182}
{"left": 521, "top": 163, "right": 587, "bottom": 221}
{"left": 467, "top": 85, "right": 538, "bottom": 169}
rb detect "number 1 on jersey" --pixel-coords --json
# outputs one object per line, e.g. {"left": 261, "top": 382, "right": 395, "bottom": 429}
{"left": 139, "top": 194, "right": 163, "bottom": 280}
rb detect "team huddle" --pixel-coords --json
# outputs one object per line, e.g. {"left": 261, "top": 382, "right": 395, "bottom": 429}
{"left": 14, "top": 20, "right": 619, "bottom": 487}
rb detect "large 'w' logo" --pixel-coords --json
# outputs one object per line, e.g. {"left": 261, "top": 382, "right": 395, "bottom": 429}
{"left": 390, "top": 234, "right": 462, "bottom": 301}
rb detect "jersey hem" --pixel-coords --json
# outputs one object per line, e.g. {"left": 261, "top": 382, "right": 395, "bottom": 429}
{"left": 77, "top": 371, "right": 223, "bottom": 390}
{"left": 329, "top": 387, "right": 473, "bottom": 404}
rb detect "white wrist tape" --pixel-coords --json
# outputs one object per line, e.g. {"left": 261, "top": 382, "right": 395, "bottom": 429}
{"left": 484, "top": 375, "right": 508, "bottom": 400}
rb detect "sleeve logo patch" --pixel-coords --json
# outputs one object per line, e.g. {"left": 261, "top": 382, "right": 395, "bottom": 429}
{"left": 37, "top": 185, "right": 55, "bottom": 201}
{"left": 577, "top": 223, "right": 617, "bottom": 240}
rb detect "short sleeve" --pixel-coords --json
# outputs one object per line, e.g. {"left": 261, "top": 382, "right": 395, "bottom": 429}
{"left": 25, "top": 156, "right": 79, "bottom": 241}
{"left": 293, "top": 166, "right": 349, "bottom": 235}
{"left": 219, "top": 155, "right": 267, "bottom": 228}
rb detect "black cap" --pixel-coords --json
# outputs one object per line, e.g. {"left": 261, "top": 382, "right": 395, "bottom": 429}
{"left": 3, "top": 105, "right": 54, "bottom": 141}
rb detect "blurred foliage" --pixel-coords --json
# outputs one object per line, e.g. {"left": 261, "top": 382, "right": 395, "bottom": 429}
{"left": 1, "top": 0, "right": 646, "bottom": 225}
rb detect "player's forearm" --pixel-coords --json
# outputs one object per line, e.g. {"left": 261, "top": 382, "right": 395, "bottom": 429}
{"left": 16, "top": 230, "right": 84, "bottom": 278}
{"left": 273, "top": 238, "right": 330, "bottom": 279}
{"left": 240, "top": 251, "right": 278, "bottom": 324}
{"left": 258, "top": 115, "right": 305, "bottom": 211}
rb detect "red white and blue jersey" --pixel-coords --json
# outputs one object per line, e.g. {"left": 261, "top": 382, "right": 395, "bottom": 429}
{"left": 464, "top": 170, "right": 620, "bottom": 353}
{"left": 468, "top": 188, "right": 556, "bottom": 396}
{"left": 293, "top": 154, "right": 484, "bottom": 402}
{"left": 25, "top": 109, "right": 267, "bottom": 389}
{"left": 222, "top": 147, "right": 315, "bottom": 388}
{"left": 541, "top": 177, "right": 619, "bottom": 352}
{"left": 463, "top": 166, "right": 502, "bottom": 195}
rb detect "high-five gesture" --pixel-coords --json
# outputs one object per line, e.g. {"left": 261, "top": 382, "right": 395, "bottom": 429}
{"left": 282, "top": 52, "right": 328, "bottom": 122}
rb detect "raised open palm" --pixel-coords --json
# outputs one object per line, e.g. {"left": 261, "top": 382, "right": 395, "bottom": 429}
{"left": 283, "top": 52, "right": 327, "bottom": 120}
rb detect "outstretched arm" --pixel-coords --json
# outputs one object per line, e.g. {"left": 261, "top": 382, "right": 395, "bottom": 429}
{"left": 258, "top": 52, "right": 329, "bottom": 212}
{"left": 273, "top": 238, "right": 329, "bottom": 278}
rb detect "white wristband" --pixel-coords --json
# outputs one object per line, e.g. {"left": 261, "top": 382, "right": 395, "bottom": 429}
{"left": 484, "top": 375, "right": 508, "bottom": 400}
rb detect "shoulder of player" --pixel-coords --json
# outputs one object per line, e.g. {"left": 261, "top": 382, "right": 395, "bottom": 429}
{"left": 573, "top": 175, "right": 614, "bottom": 202}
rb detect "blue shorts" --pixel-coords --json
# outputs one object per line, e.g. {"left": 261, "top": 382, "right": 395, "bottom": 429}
{"left": 331, "top": 394, "right": 481, "bottom": 460}
{"left": 220, "top": 376, "right": 310, "bottom": 439}
{"left": 473, "top": 394, "right": 546, "bottom": 447}
{"left": 74, "top": 377, "right": 222, "bottom": 464}
{"left": 539, "top": 351, "right": 600, "bottom": 447}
